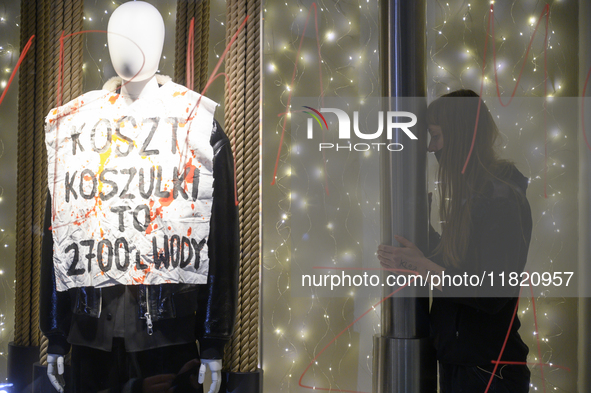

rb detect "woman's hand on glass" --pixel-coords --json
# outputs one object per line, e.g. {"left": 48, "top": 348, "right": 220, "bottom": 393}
{"left": 377, "top": 235, "right": 445, "bottom": 290}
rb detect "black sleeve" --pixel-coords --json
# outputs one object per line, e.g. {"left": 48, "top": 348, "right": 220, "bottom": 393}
{"left": 195, "top": 120, "right": 240, "bottom": 359}
{"left": 39, "top": 193, "right": 72, "bottom": 355}
{"left": 434, "top": 194, "right": 532, "bottom": 314}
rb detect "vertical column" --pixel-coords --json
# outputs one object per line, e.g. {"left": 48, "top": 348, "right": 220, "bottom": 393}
{"left": 373, "top": 0, "right": 437, "bottom": 392}
{"left": 578, "top": 0, "right": 591, "bottom": 390}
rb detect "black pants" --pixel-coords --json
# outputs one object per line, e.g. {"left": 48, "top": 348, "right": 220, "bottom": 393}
{"left": 439, "top": 362, "right": 530, "bottom": 393}
{"left": 71, "top": 339, "right": 201, "bottom": 392}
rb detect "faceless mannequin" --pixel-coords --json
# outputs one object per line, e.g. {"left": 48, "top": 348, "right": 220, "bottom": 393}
{"left": 47, "top": 2, "right": 223, "bottom": 392}
{"left": 107, "top": 0, "right": 164, "bottom": 99}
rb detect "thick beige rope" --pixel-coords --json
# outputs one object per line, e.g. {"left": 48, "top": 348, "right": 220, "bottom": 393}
{"left": 15, "top": 0, "right": 83, "bottom": 362}
{"left": 223, "top": 0, "right": 261, "bottom": 373}
{"left": 223, "top": 0, "right": 243, "bottom": 372}
{"left": 174, "top": 0, "right": 188, "bottom": 86}
{"left": 174, "top": 0, "right": 210, "bottom": 92}
{"left": 199, "top": 0, "right": 210, "bottom": 93}
{"left": 14, "top": 0, "right": 37, "bottom": 349}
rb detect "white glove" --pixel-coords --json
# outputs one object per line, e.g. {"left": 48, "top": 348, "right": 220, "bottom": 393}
{"left": 198, "top": 359, "right": 222, "bottom": 393}
{"left": 47, "top": 353, "right": 65, "bottom": 393}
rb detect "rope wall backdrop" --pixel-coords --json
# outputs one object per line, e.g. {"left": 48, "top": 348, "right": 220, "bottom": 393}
{"left": 14, "top": 0, "right": 84, "bottom": 355}
{"left": 223, "top": 0, "right": 261, "bottom": 374}
{"left": 174, "top": 0, "right": 210, "bottom": 92}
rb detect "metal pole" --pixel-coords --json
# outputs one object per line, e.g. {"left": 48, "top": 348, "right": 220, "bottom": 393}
{"left": 578, "top": 0, "right": 591, "bottom": 390}
{"left": 373, "top": 0, "right": 436, "bottom": 391}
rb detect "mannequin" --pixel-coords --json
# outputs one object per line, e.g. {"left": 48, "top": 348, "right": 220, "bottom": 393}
{"left": 44, "top": 2, "right": 233, "bottom": 393}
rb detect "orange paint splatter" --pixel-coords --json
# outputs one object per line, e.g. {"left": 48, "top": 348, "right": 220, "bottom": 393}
{"left": 168, "top": 226, "right": 171, "bottom": 230}
{"left": 159, "top": 192, "right": 174, "bottom": 207}
{"left": 191, "top": 203, "right": 195, "bottom": 209}
{"left": 187, "top": 227, "right": 192, "bottom": 236}
{"left": 184, "top": 164, "right": 197, "bottom": 184}
{"left": 146, "top": 224, "right": 153, "bottom": 235}
{"left": 108, "top": 94, "right": 119, "bottom": 104}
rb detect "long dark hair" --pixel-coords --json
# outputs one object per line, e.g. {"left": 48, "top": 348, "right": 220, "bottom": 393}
{"left": 426, "top": 89, "right": 515, "bottom": 268}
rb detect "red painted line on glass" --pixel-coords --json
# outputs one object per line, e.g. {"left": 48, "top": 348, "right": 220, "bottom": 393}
{"left": 469, "top": 4, "right": 550, "bottom": 198}
{"left": 528, "top": 273, "right": 547, "bottom": 393}
{"left": 303, "top": 267, "right": 568, "bottom": 392}
{"left": 271, "top": 3, "right": 327, "bottom": 196}
{"left": 298, "top": 267, "right": 420, "bottom": 392}
{"left": 0, "top": 35, "right": 35, "bottom": 107}
{"left": 491, "top": 360, "right": 570, "bottom": 372}
{"left": 187, "top": 17, "right": 195, "bottom": 91}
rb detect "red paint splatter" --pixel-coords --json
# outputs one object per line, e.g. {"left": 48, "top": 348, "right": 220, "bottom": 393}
{"left": 187, "top": 228, "right": 192, "bottom": 236}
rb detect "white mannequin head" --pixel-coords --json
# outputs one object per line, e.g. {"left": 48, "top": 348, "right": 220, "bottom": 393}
{"left": 107, "top": 1, "right": 165, "bottom": 82}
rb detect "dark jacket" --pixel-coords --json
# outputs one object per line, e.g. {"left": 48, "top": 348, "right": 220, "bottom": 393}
{"left": 429, "top": 165, "right": 532, "bottom": 366}
{"left": 40, "top": 120, "right": 239, "bottom": 359}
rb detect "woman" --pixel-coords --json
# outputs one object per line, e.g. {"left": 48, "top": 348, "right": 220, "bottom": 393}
{"left": 377, "top": 89, "right": 532, "bottom": 392}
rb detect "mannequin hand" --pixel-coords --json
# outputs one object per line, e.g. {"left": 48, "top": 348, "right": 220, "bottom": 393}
{"left": 47, "top": 353, "right": 65, "bottom": 393}
{"left": 198, "top": 359, "right": 222, "bottom": 393}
